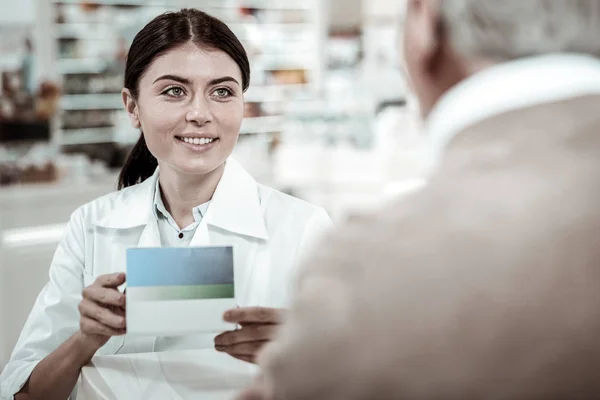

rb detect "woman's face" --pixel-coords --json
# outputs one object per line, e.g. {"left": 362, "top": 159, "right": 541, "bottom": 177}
{"left": 124, "top": 43, "right": 244, "bottom": 176}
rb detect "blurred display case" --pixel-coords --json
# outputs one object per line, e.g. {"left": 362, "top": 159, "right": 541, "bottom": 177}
{"left": 48, "top": 0, "right": 325, "bottom": 150}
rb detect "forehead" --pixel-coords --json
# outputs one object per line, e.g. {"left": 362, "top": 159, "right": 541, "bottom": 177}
{"left": 141, "top": 43, "right": 242, "bottom": 84}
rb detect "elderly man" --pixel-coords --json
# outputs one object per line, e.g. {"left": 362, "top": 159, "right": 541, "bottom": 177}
{"left": 240, "top": 0, "right": 600, "bottom": 399}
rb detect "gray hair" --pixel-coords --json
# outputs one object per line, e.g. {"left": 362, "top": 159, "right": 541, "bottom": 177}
{"left": 440, "top": 0, "right": 600, "bottom": 60}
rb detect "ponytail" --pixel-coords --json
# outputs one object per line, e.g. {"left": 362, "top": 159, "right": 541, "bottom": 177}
{"left": 118, "top": 134, "right": 158, "bottom": 190}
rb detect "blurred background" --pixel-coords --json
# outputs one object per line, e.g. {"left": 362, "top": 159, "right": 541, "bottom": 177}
{"left": 0, "top": 0, "right": 424, "bottom": 368}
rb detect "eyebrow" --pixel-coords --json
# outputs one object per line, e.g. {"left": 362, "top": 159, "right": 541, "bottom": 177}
{"left": 153, "top": 75, "right": 240, "bottom": 86}
{"left": 209, "top": 76, "right": 240, "bottom": 86}
{"left": 153, "top": 74, "right": 191, "bottom": 85}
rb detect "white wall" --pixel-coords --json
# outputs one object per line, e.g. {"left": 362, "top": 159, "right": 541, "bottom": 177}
{"left": 0, "top": 0, "right": 35, "bottom": 23}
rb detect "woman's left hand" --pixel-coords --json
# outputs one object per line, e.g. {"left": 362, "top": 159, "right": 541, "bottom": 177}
{"left": 214, "top": 307, "right": 286, "bottom": 364}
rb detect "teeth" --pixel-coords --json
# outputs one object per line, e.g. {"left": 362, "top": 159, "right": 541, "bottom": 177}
{"left": 180, "top": 137, "right": 214, "bottom": 145}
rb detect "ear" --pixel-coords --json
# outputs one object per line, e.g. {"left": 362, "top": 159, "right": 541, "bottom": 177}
{"left": 406, "top": 0, "right": 444, "bottom": 74}
{"left": 122, "top": 88, "right": 141, "bottom": 129}
{"left": 421, "top": 0, "right": 445, "bottom": 74}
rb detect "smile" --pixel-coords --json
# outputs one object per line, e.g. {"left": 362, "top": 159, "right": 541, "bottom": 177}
{"left": 176, "top": 136, "right": 217, "bottom": 145}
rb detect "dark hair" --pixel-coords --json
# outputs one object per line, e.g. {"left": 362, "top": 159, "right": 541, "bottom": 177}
{"left": 118, "top": 8, "right": 251, "bottom": 189}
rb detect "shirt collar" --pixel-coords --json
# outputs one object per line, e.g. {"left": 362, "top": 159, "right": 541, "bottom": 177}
{"left": 152, "top": 175, "right": 210, "bottom": 225}
{"left": 94, "top": 158, "right": 269, "bottom": 240}
{"left": 424, "top": 53, "right": 600, "bottom": 175}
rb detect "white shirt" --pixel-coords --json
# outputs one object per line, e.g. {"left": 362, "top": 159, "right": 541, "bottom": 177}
{"left": 424, "top": 53, "right": 600, "bottom": 174}
{"left": 0, "top": 158, "right": 333, "bottom": 399}
{"left": 153, "top": 178, "right": 210, "bottom": 248}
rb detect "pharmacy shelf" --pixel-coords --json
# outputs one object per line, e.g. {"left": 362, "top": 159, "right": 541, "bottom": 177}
{"left": 58, "top": 58, "right": 109, "bottom": 75}
{"left": 57, "top": 22, "right": 311, "bottom": 37}
{"left": 47, "top": 0, "right": 323, "bottom": 146}
{"left": 190, "top": 0, "right": 313, "bottom": 10}
{"left": 59, "top": 118, "right": 283, "bottom": 144}
{"left": 58, "top": 56, "right": 313, "bottom": 75}
{"left": 62, "top": 87, "right": 312, "bottom": 109}
{"left": 244, "top": 84, "right": 311, "bottom": 102}
{"left": 240, "top": 116, "right": 284, "bottom": 134}
{"left": 52, "top": 0, "right": 166, "bottom": 5}
{"left": 252, "top": 54, "right": 315, "bottom": 70}
{"left": 59, "top": 127, "right": 115, "bottom": 145}
{"left": 61, "top": 93, "right": 122, "bottom": 111}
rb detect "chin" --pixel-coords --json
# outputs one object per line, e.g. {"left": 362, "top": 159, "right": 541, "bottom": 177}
{"left": 174, "top": 160, "right": 225, "bottom": 176}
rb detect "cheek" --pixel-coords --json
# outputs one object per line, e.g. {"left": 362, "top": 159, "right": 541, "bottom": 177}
{"left": 138, "top": 101, "right": 184, "bottom": 153}
{"left": 214, "top": 102, "right": 244, "bottom": 136}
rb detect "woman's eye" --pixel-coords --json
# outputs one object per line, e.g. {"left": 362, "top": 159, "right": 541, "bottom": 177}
{"left": 165, "top": 87, "right": 184, "bottom": 97}
{"left": 214, "top": 88, "right": 232, "bottom": 98}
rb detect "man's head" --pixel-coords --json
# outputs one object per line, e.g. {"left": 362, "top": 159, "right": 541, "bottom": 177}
{"left": 403, "top": 0, "right": 600, "bottom": 118}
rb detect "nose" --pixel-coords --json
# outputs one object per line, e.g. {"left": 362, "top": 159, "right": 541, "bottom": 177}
{"left": 186, "top": 95, "right": 213, "bottom": 125}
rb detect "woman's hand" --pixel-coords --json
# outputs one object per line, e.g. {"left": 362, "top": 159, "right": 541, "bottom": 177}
{"left": 77, "top": 272, "right": 127, "bottom": 351}
{"left": 214, "top": 307, "right": 286, "bottom": 364}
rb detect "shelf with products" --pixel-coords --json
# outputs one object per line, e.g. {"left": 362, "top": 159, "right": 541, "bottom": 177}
{"left": 240, "top": 115, "right": 284, "bottom": 134}
{"left": 52, "top": 0, "right": 167, "bottom": 5}
{"left": 60, "top": 93, "right": 122, "bottom": 111}
{"left": 45, "top": 0, "right": 323, "bottom": 151}
{"left": 59, "top": 127, "right": 115, "bottom": 145}
{"left": 57, "top": 59, "right": 112, "bottom": 75}
{"left": 185, "top": 0, "right": 313, "bottom": 11}
{"left": 53, "top": 0, "right": 312, "bottom": 9}
{"left": 57, "top": 115, "right": 283, "bottom": 146}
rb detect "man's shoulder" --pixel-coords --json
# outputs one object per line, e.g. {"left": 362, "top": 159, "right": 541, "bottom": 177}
{"left": 307, "top": 153, "right": 600, "bottom": 277}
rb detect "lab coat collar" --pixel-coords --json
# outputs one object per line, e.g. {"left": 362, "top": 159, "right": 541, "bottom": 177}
{"left": 204, "top": 158, "right": 269, "bottom": 240}
{"left": 93, "top": 158, "right": 269, "bottom": 240}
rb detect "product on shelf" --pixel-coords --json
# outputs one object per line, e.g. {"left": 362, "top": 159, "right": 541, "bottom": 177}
{"left": 49, "top": 0, "right": 322, "bottom": 165}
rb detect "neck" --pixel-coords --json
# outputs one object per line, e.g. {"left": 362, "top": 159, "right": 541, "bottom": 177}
{"left": 158, "top": 163, "right": 225, "bottom": 228}
{"left": 422, "top": 53, "right": 493, "bottom": 118}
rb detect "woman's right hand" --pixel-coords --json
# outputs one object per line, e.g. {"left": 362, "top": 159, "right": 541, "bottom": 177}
{"left": 78, "top": 272, "right": 127, "bottom": 351}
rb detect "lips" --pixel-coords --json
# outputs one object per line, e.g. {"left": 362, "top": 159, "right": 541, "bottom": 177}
{"left": 176, "top": 136, "right": 216, "bottom": 145}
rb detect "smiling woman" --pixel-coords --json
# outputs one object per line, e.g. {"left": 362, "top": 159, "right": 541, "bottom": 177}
{"left": 119, "top": 9, "right": 250, "bottom": 190}
{"left": 0, "top": 8, "right": 333, "bottom": 400}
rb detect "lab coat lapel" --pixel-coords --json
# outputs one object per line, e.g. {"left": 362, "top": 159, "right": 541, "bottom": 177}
{"left": 189, "top": 218, "right": 210, "bottom": 247}
{"left": 136, "top": 217, "right": 161, "bottom": 248}
{"left": 210, "top": 228, "right": 260, "bottom": 306}
{"left": 199, "top": 159, "right": 269, "bottom": 305}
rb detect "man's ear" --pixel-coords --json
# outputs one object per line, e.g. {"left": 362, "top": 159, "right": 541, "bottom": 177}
{"left": 122, "top": 88, "right": 141, "bottom": 129}
{"left": 420, "top": 0, "right": 445, "bottom": 75}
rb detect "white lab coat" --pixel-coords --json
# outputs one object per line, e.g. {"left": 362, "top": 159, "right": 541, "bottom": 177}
{"left": 0, "top": 159, "right": 333, "bottom": 399}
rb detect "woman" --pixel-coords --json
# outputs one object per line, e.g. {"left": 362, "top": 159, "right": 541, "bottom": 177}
{"left": 0, "top": 9, "right": 332, "bottom": 400}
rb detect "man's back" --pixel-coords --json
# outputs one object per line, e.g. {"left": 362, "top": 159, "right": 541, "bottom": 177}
{"left": 261, "top": 95, "right": 600, "bottom": 399}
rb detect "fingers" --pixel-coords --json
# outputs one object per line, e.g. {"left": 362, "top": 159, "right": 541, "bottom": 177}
{"left": 215, "top": 324, "right": 278, "bottom": 347}
{"left": 94, "top": 273, "right": 126, "bottom": 288}
{"left": 80, "top": 315, "right": 126, "bottom": 337}
{"left": 79, "top": 298, "right": 126, "bottom": 330}
{"left": 223, "top": 307, "right": 285, "bottom": 325}
{"left": 82, "top": 286, "right": 126, "bottom": 308}
{"left": 215, "top": 340, "right": 267, "bottom": 358}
